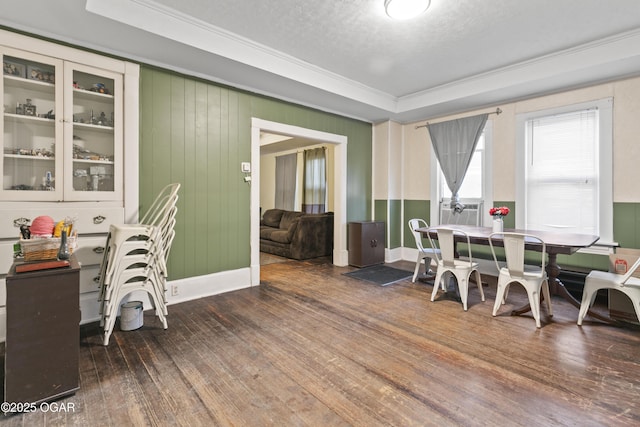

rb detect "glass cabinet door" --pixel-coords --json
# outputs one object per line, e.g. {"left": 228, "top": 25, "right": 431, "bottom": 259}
{"left": 1, "top": 48, "right": 63, "bottom": 201}
{"left": 64, "top": 62, "right": 122, "bottom": 201}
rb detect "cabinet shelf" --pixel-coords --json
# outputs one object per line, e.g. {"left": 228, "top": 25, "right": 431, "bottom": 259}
{"left": 4, "top": 112, "right": 55, "bottom": 125}
{"left": 73, "top": 87, "right": 114, "bottom": 101}
{"left": 73, "top": 158, "right": 114, "bottom": 165}
{"left": 4, "top": 153, "right": 55, "bottom": 161}
{"left": 73, "top": 121, "right": 114, "bottom": 133}
{"left": 3, "top": 74, "right": 55, "bottom": 93}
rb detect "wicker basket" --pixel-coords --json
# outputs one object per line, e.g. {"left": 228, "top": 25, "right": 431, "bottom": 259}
{"left": 20, "top": 234, "right": 77, "bottom": 261}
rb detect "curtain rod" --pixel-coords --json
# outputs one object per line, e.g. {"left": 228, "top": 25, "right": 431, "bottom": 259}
{"left": 414, "top": 108, "right": 502, "bottom": 129}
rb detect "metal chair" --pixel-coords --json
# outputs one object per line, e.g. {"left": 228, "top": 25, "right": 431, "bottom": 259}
{"left": 98, "top": 183, "right": 180, "bottom": 345}
{"left": 489, "top": 232, "right": 552, "bottom": 328}
{"left": 578, "top": 257, "right": 640, "bottom": 325}
{"left": 427, "top": 227, "right": 485, "bottom": 311}
{"left": 407, "top": 218, "right": 440, "bottom": 282}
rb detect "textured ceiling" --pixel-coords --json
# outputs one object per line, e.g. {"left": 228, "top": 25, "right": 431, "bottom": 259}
{"left": 3, "top": 0, "right": 640, "bottom": 123}
{"left": 153, "top": 0, "right": 640, "bottom": 96}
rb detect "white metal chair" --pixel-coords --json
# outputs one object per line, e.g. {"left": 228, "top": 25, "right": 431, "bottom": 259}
{"left": 578, "top": 257, "right": 640, "bottom": 325}
{"left": 407, "top": 218, "right": 441, "bottom": 282}
{"left": 98, "top": 183, "right": 180, "bottom": 345}
{"left": 489, "top": 232, "right": 552, "bottom": 328}
{"left": 427, "top": 227, "right": 485, "bottom": 311}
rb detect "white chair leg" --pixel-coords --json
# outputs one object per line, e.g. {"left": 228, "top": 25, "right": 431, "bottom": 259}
{"left": 431, "top": 270, "right": 444, "bottom": 301}
{"left": 474, "top": 270, "right": 485, "bottom": 301}
{"left": 412, "top": 254, "right": 422, "bottom": 283}
{"left": 542, "top": 280, "right": 553, "bottom": 317}
{"left": 526, "top": 288, "right": 542, "bottom": 328}
{"left": 577, "top": 286, "right": 598, "bottom": 325}
{"left": 458, "top": 275, "right": 469, "bottom": 311}
{"left": 493, "top": 279, "right": 507, "bottom": 316}
{"left": 440, "top": 271, "right": 447, "bottom": 291}
{"left": 628, "top": 289, "right": 640, "bottom": 323}
{"left": 425, "top": 257, "right": 435, "bottom": 276}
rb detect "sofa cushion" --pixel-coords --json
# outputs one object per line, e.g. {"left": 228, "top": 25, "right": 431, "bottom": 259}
{"left": 260, "top": 227, "right": 279, "bottom": 240}
{"left": 262, "top": 209, "right": 284, "bottom": 228}
{"left": 280, "top": 211, "right": 304, "bottom": 229}
{"left": 260, "top": 218, "right": 298, "bottom": 244}
{"left": 270, "top": 229, "right": 292, "bottom": 244}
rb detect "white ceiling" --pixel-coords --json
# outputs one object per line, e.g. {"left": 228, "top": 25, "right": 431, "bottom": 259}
{"left": 3, "top": 0, "right": 640, "bottom": 123}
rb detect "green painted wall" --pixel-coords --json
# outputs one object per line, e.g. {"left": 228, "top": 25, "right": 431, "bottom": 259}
{"left": 374, "top": 200, "right": 387, "bottom": 247}
{"left": 388, "top": 200, "right": 402, "bottom": 249}
{"left": 404, "top": 200, "right": 432, "bottom": 249}
{"left": 140, "top": 67, "right": 372, "bottom": 280}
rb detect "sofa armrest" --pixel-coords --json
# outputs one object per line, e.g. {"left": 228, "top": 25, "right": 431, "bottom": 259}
{"left": 289, "top": 214, "right": 334, "bottom": 260}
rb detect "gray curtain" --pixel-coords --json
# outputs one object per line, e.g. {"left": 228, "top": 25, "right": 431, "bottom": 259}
{"left": 302, "top": 147, "right": 326, "bottom": 213}
{"left": 427, "top": 114, "right": 488, "bottom": 213}
{"left": 275, "top": 153, "right": 297, "bottom": 210}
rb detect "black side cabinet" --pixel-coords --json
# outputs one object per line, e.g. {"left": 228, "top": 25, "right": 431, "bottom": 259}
{"left": 348, "top": 221, "right": 385, "bottom": 267}
{"left": 5, "top": 256, "right": 81, "bottom": 405}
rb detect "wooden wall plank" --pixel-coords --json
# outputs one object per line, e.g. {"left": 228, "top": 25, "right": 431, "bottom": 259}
{"left": 139, "top": 67, "right": 372, "bottom": 279}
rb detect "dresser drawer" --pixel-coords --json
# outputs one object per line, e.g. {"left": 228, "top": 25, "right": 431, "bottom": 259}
{"left": 74, "top": 236, "right": 108, "bottom": 267}
{"left": 0, "top": 206, "right": 124, "bottom": 238}
{"left": 79, "top": 265, "right": 101, "bottom": 294}
{"left": 73, "top": 208, "right": 124, "bottom": 234}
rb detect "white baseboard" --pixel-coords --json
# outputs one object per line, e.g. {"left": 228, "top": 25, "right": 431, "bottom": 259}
{"left": 385, "top": 247, "right": 404, "bottom": 263}
{"left": 165, "top": 267, "right": 252, "bottom": 305}
{"left": 334, "top": 248, "right": 349, "bottom": 266}
{"left": 0, "top": 268, "right": 253, "bottom": 343}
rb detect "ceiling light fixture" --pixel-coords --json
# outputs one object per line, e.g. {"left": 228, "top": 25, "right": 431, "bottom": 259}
{"left": 384, "top": 0, "right": 431, "bottom": 20}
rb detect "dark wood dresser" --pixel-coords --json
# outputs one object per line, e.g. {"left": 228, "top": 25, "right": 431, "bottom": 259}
{"left": 4, "top": 255, "right": 81, "bottom": 405}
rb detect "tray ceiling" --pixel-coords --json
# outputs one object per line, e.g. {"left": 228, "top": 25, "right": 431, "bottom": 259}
{"left": 3, "top": 0, "right": 640, "bottom": 122}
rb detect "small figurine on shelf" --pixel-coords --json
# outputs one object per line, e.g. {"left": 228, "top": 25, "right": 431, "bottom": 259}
{"left": 24, "top": 99, "right": 36, "bottom": 116}
{"left": 91, "top": 83, "right": 110, "bottom": 94}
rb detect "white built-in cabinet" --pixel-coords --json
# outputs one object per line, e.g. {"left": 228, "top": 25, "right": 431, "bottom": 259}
{"left": 0, "top": 30, "right": 140, "bottom": 341}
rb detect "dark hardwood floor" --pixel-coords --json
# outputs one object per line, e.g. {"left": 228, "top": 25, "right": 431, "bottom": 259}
{"left": 2, "top": 258, "right": 639, "bottom": 426}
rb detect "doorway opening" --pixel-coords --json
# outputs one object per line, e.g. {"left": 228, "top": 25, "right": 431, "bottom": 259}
{"left": 250, "top": 118, "right": 348, "bottom": 286}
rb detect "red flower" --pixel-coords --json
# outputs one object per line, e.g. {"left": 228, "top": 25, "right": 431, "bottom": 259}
{"left": 489, "top": 206, "right": 510, "bottom": 217}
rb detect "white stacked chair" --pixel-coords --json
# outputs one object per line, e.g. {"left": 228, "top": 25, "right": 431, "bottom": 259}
{"left": 98, "top": 183, "right": 180, "bottom": 345}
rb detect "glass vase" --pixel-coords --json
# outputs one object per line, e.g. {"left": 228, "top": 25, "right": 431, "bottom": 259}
{"left": 57, "top": 229, "right": 70, "bottom": 260}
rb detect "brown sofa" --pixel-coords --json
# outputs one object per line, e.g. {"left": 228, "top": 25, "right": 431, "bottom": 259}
{"left": 260, "top": 209, "right": 334, "bottom": 260}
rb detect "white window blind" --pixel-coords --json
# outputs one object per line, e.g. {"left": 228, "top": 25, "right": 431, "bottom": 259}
{"left": 525, "top": 109, "right": 599, "bottom": 234}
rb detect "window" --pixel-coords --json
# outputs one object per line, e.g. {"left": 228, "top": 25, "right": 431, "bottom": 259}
{"left": 430, "top": 122, "right": 493, "bottom": 226}
{"left": 516, "top": 98, "right": 613, "bottom": 252}
{"left": 440, "top": 132, "right": 485, "bottom": 200}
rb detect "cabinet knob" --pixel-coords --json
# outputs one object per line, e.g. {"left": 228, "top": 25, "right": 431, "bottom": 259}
{"left": 93, "top": 215, "right": 106, "bottom": 224}
{"left": 370, "top": 239, "right": 377, "bottom": 248}
{"left": 93, "top": 246, "right": 105, "bottom": 254}
{"left": 93, "top": 275, "right": 100, "bottom": 283}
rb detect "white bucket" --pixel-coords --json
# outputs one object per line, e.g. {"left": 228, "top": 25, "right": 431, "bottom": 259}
{"left": 120, "top": 301, "right": 144, "bottom": 331}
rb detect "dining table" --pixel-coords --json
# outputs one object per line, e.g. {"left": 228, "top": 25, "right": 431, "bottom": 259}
{"left": 417, "top": 224, "right": 608, "bottom": 322}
